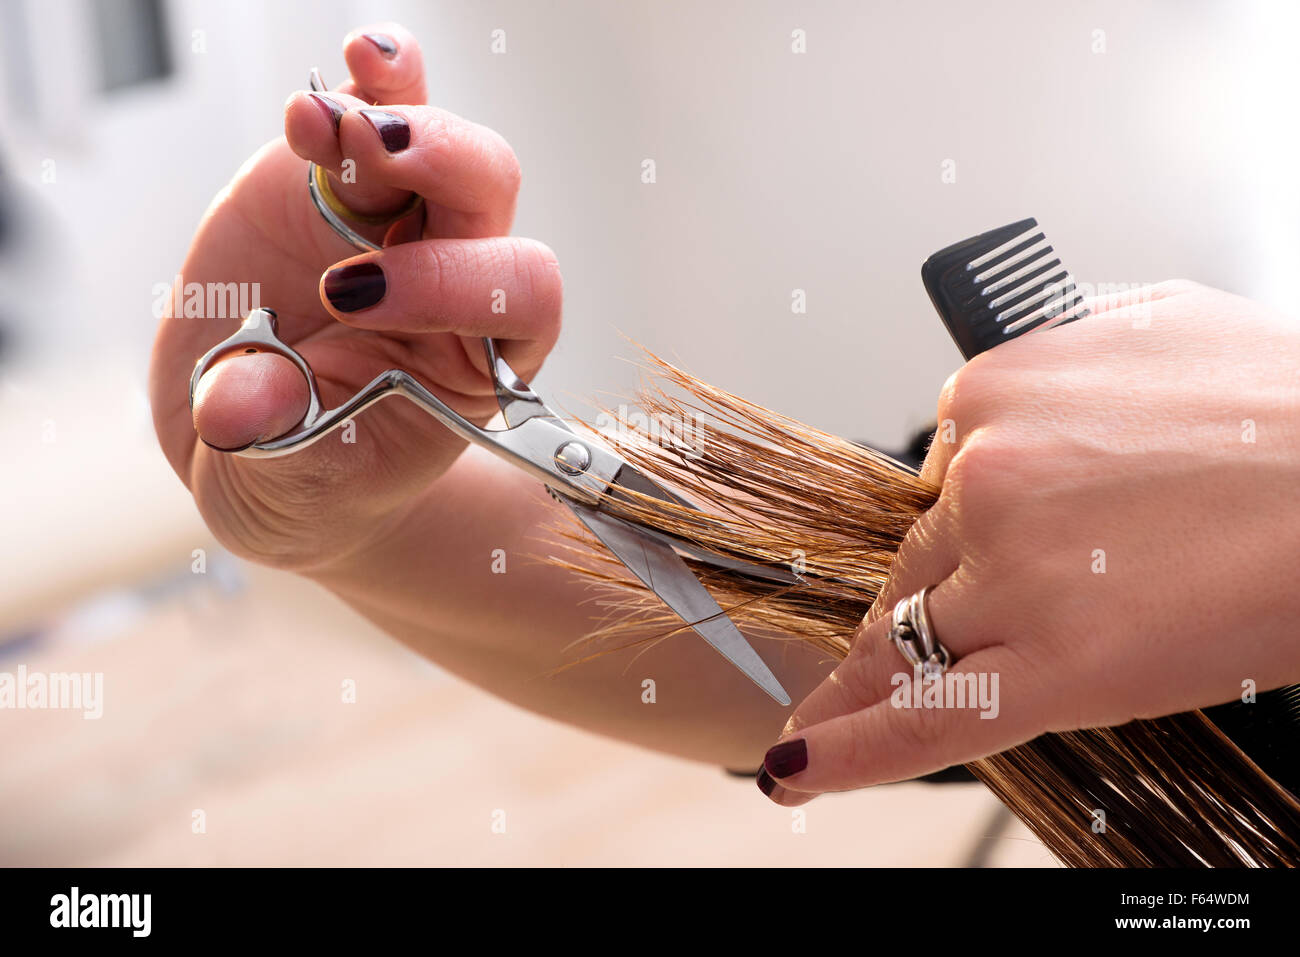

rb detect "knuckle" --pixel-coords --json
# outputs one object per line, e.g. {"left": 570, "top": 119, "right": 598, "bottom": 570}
{"left": 839, "top": 640, "right": 888, "bottom": 703}
{"left": 456, "top": 123, "right": 519, "bottom": 209}
{"left": 410, "top": 112, "right": 458, "bottom": 172}
{"left": 413, "top": 243, "right": 450, "bottom": 297}
{"left": 511, "top": 239, "right": 565, "bottom": 326}
{"left": 941, "top": 434, "right": 1033, "bottom": 548}
{"left": 495, "top": 237, "right": 531, "bottom": 294}
{"left": 886, "top": 698, "right": 951, "bottom": 758}
{"left": 492, "top": 135, "right": 523, "bottom": 195}
{"left": 942, "top": 433, "right": 1013, "bottom": 504}
{"left": 839, "top": 716, "right": 878, "bottom": 776}
{"left": 1150, "top": 278, "right": 1202, "bottom": 299}
{"left": 935, "top": 368, "right": 964, "bottom": 423}
{"left": 935, "top": 354, "right": 1000, "bottom": 426}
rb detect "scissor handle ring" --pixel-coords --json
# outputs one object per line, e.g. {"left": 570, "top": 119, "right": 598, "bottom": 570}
{"left": 188, "top": 308, "right": 324, "bottom": 440}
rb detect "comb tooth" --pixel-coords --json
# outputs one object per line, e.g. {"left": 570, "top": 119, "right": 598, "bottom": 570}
{"left": 921, "top": 217, "right": 1081, "bottom": 359}
{"left": 953, "top": 240, "right": 1049, "bottom": 303}
{"left": 1053, "top": 300, "right": 1090, "bottom": 325}
{"left": 1047, "top": 295, "right": 1090, "bottom": 328}
{"left": 969, "top": 259, "right": 1070, "bottom": 333}
{"left": 982, "top": 254, "right": 1066, "bottom": 306}
{"left": 977, "top": 250, "right": 1055, "bottom": 302}
{"left": 981, "top": 248, "right": 1059, "bottom": 301}
{"left": 1002, "top": 280, "right": 1083, "bottom": 334}
{"left": 1001, "top": 272, "right": 1075, "bottom": 318}
{"left": 970, "top": 235, "right": 1049, "bottom": 285}
{"left": 995, "top": 272, "right": 1071, "bottom": 324}
{"left": 965, "top": 224, "right": 1044, "bottom": 272}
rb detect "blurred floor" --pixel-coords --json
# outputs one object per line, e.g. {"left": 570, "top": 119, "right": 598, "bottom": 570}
{"left": 0, "top": 353, "right": 1054, "bottom": 866}
{"left": 0, "top": 552, "right": 1055, "bottom": 867}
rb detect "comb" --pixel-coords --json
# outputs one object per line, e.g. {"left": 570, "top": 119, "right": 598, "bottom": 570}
{"left": 921, "top": 218, "right": 1300, "bottom": 798}
{"left": 921, "top": 217, "right": 1089, "bottom": 361}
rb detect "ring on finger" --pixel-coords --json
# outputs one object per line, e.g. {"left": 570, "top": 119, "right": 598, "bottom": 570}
{"left": 888, "top": 586, "right": 952, "bottom": 677}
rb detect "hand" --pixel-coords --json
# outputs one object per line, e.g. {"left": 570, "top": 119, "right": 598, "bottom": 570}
{"left": 149, "top": 23, "right": 561, "bottom": 571}
{"left": 759, "top": 281, "right": 1300, "bottom": 804}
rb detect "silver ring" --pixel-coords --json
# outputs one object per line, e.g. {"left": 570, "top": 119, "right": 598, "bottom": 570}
{"left": 888, "top": 586, "right": 952, "bottom": 677}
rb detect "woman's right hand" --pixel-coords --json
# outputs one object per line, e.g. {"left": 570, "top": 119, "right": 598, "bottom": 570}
{"left": 148, "top": 23, "right": 562, "bottom": 572}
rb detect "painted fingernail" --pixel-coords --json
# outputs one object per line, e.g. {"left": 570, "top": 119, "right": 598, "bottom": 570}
{"left": 201, "top": 437, "right": 256, "bottom": 454}
{"left": 324, "top": 262, "right": 386, "bottom": 312}
{"left": 764, "top": 738, "right": 808, "bottom": 779}
{"left": 756, "top": 768, "right": 782, "bottom": 798}
{"left": 308, "top": 93, "right": 345, "bottom": 132}
{"left": 359, "top": 109, "right": 410, "bottom": 153}
{"left": 362, "top": 33, "right": 399, "bottom": 58}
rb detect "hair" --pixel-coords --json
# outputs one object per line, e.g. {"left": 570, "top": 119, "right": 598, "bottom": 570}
{"left": 552, "top": 353, "right": 1300, "bottom": 867}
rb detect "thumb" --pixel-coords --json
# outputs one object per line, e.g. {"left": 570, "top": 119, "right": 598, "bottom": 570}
{"left": 191, "top": 353, "right": 310, "bottom": 451}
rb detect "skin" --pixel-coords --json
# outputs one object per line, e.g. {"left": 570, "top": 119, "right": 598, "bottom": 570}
{"left": 151, "top": 25, "right": 1300, "bottom": 792}
{"left": 149, "top": 24, "right": 833, "bottom": 771}
{"left": 762, "top": 283, "right": 1300, "bottom": 804}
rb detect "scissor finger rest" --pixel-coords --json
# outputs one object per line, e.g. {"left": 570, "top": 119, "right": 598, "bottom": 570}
{"left": 191, "top": 308, "right": 634, "bottom": 506}
{"left": 188, "top": 308, "right": 324, "bottom": 441}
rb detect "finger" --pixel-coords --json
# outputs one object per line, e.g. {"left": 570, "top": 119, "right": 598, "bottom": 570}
{"left": 781, "top": 573, "right": 980, "bottom": 741}
{"left": 755, "top": 767, "right": 818, "bottom": 806}
{"left": 192, "top": 353, "right": 310, "bottom": 452}
{"left": 766, "top": 645, "right": 1037, "bottom": 795}
{"left": 1078, "top": 278, "right": 1193, "bottom": 321}
{"left": 336, "top": 103, "right": 521, "bottom": 234}
{"left": 918, "top": 369, "right": 991, "bottom": 487}
{"left": 861, "top": 497, "right": 959, "bottom": 628}
{"left": 919, "top": 419, "right": 958, "bottom": 486}
{"left": 319, "top": 237, "right": 562, "bottom": 371}
{"left": 767, "top": 570, "right": 987, "bottom": 807}
{"left": 290, "top": 23, "right": 428, "bottom": 220}
{"left": 916, "top": 280, "right": 1198, "bottom": 485}
{"left": 284, "top": 88, "right": 413, "bottom": 220}
{"left": 339, "top": 24, "right": 427, "bottom": 105}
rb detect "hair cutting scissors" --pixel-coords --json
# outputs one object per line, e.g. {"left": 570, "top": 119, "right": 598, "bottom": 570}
{"left": 187, "top": 71, "right": 795, "bottom": 705}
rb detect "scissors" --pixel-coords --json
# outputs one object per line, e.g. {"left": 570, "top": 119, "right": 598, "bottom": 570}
{"left": 187, "top": 71, "right": 795, "bottom": 705}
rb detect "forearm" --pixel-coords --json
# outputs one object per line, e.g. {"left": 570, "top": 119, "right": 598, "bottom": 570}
{"left": 308, "top": 445, "right": 834, "bottom": 768}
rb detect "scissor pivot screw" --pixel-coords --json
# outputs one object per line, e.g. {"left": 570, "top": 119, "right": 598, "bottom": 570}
{"left": 554, "top": 441, "right": 592, "bottom": 475}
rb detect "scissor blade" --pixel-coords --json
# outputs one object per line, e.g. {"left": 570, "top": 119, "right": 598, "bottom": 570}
{"left": 586, "top": 510, "right": 802, "bottom": 585}
{"left": 566, "top": 502, "right": 791, "bottom": 706}
{"left": 607, "top": 463, "right": 697, "bottom": 510}
{"left": 603, "top": 465, "right": 801, "bottom": 584}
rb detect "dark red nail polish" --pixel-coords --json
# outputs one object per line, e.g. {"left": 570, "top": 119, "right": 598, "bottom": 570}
{"left": 201, "top": 437, "right": 256, "bottom": 454}
{"left": 756, "top": 768, "right": 781, "bottom": 798}
{"left": 308, "top": 92, "right": 345, "bottom": 132}
{"left": 324, "top": 262, "right": 386, "bottom": 312}
{"left": 764, "top": 738, "right": 808, "bottom": 779}
{"left": 362, "top": 33, "right": 398, "bottom": 58}
{"left": 359, "top": 109, "right": 410, "bottom": 153}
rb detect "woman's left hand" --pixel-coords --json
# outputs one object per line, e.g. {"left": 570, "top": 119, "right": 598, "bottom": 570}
{"left": 758, "top": 281, "right": 1300, "bottom": 804}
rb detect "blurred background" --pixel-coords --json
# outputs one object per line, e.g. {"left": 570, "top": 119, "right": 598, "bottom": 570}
{"left": 0, "top": 0, "right": 1296, "bottom": 865}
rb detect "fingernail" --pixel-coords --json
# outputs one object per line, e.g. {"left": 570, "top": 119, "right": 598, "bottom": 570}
{"left": 362, "top": 33, "right": 399, "bottom": 58}
{"left": 359, "top": 109, "right": 410, "bottom": 153}
{"left": 324, "top": 262, "right": 386, "bottom": 313}
{"left": 764, "top": 738, "right": 808, "bottom": 779}
{"left": 308, "top": 93, "right": 345, "bottom": 132}
{"left": 201, "top": 437, "right": 256, "bottom": 454}
{"left": 754, "top": 769, "right": 780, "bottom": 800}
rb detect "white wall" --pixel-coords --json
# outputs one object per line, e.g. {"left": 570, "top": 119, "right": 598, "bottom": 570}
{"left": 2, "top": 0, "right": 1297, "bottom": 450}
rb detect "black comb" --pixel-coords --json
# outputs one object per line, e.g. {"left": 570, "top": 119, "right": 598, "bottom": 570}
{"left": 921, "top": 219, "right": 1300, "bottom": 798}
{"left": 921, "top": 217, "right": 1089, "bottom": 361}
